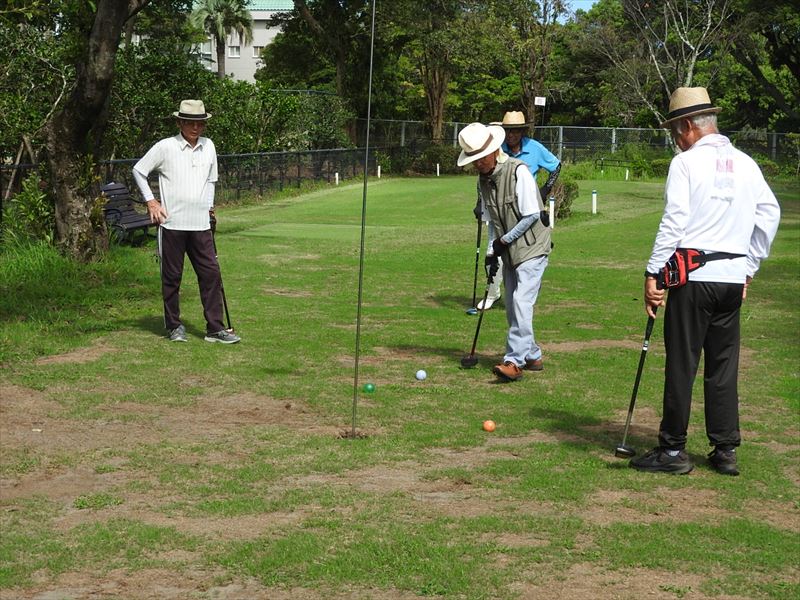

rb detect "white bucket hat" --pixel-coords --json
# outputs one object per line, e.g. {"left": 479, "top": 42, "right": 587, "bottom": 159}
{"left": 172, "top": 99, "right": 212, "bottom": 120}
{"left": 457, "top": 123, "right": 506, "bottom": 167}
{"left": 660, "top": 87, "right": 720, "bottom": 128}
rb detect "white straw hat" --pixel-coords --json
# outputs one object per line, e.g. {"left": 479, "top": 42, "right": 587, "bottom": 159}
{"left": 457, "top": 123, "right": 506, "bottom": 167}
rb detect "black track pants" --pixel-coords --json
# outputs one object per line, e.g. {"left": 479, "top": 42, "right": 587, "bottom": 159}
{"left": 658, "top": 281, "right": 744, "bottom": 451}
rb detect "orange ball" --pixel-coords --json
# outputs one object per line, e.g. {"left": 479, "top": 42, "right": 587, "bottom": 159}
{"left": 482, "top": 420, "right": 496, "bottom": 432}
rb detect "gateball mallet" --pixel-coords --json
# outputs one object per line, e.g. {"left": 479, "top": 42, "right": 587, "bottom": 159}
{"left": 466, "top": 212, "right": 482, "bottom": 316}
{"left": 210, "top": 215, "right": 234, "bottom": 333}
{"left": 614, "top": 307, "right": 658, "bottom": 458}
{"left": 460, "top": 264, "right": 497, "bottom": 368}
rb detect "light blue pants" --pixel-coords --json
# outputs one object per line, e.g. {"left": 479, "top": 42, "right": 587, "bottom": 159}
{"left": 503, "top": 255, "right": 548, "bottom": 366}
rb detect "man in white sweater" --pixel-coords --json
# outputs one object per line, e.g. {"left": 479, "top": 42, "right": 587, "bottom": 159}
{"left": 631, "top": 87, "right": 780, "bottom": 476}
{"left": 133, "top": 99, "right": 240, "bottom": 344}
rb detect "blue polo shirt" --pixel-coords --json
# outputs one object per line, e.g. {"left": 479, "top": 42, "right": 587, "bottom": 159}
{"left": 502, "top": 136, "right": 560, "bottom": 175}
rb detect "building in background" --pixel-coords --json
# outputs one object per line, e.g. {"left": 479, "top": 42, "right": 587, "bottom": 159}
{"left": 197, "top": 0, "right": 294, "bottom": 82}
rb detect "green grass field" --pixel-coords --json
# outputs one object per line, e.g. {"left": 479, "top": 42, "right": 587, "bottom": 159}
{"left": 1, "top": 175, "right": 798, "bottom": 599}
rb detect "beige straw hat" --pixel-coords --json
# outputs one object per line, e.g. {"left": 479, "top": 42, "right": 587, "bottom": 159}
{"left": 660, "top": 87, "right": 720, "bottom": 128}
{"left": 172, "top": 99, "right": 212, "bottom": 120}
{"left": 500, "top": 111, "right": 531, "bottom": 129}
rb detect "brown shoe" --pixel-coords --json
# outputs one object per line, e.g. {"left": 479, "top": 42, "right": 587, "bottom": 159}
{"left": 493, "top": 361, "right": 523, "bottom": 382}
{"left": 524, "top": 358, "right": 543, "bottom": 371}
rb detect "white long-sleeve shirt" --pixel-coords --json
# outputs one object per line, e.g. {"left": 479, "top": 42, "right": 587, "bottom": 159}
{"left": 647, "top": 134, "right": 780, "bottom": 283}
{"left": 132, "top": 134, "right": 218, "bottom": 231}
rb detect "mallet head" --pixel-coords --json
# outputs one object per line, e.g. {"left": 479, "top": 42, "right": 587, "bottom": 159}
{"left": 614, "top": 445, "right": 636, "bottom": 458}
{"left": 466, "top": 308, "right": 478, "bottom": 316}
{"left": 460, "top": 355, "right": 479, "bottom": 368}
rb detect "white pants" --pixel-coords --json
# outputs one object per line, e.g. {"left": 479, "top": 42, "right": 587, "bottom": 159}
{"left": 503, "top": 255, "right": 548, "bottom": 366}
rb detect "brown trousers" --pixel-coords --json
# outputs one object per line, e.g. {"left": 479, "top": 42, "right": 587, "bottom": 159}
{"left": 159, "top": 228, "right": 224, "bottom": 334}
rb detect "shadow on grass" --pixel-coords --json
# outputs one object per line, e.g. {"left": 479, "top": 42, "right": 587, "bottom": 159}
{"left": 527, "top": 405, "right": 660, "bottom": 458}
{"left": 124, "top": 315, "right": 170, "bottom": 337}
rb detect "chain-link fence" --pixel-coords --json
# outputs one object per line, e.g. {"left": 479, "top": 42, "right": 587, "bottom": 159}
{"left": 356, "top": 119, "right": 799, "bottom": 166}
{"left": 2, "top": 124, "right": 796, "bottom": 213}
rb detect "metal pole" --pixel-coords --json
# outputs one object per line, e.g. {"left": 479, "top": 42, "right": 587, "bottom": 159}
{"left": 352, "top": 0, "right": 377, "bottom": 438}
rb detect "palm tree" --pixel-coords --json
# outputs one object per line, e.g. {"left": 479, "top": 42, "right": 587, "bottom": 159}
{"left": 190, "top": 0, "right": 254, "bottom": 79}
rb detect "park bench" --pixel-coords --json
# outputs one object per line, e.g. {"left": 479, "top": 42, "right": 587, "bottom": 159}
{"left": 594, "top": 157, "right": 636, "bottom": 171}
{"left": 100, "top": 181, "right": 153, "bottom": 244}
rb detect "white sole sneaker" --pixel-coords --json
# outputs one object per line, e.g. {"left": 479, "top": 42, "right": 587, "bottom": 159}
{"left": 477, "top": 296, "right": 500, "bottom": 310}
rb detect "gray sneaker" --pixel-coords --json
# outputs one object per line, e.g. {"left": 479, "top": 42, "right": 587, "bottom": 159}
{"left": 169, "top": 325, "right": 187, "bottom": 342}
{"left": 204, "top": 329, "right": 241, "bottom": 344}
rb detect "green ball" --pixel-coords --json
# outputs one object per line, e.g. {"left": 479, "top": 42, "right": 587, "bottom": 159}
{"left": 363, "top": 383, "right": 375, "bottom": 393}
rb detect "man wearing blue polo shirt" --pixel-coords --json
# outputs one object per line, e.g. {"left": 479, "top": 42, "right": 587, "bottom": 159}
{"left": 476, "top": 111, "right": 560, "bottom": 311}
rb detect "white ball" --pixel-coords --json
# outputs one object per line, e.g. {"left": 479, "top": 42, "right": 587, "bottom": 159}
{"left": 415, "top": 369, "right": 427, "bottom": 381}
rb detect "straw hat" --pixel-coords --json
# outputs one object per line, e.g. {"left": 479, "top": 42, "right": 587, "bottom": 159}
{"left": 660, "top": 87, "right": 720, "bottom": 128}
{"left": 500, "top": 111, "right": 531, "bottom": 129}
{"left": 172, "top": 99, "right": 212, "bottom": 120}
{"left": 457, "top": 123, "right": 506, "bottom": 167}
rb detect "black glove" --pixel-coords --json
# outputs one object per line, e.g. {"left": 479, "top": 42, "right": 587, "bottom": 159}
{"left": 209, "top": 210, "right": 217, "bottom": 233}
{"left": 539, "top": 210, "right": 550, "bottom": 227}
{"left": 473, "top": 198, "right": 482, "bottom": 220}
{"left": 484, "top": 255, "right": 499, "bottom": 280}
{"left": 492, "top": 237, "right": 506, "bottom": 257}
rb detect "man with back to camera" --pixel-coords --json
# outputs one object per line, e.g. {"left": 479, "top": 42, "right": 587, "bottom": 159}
{"left": 631, "top": 87, "right": 780, "bottom": 476}
{"left": 458, "top": 122, "right": 551, "bottom": 382}
{"left": 474, "top": 111, "right": 561, "bottom": 310}
{"left": 132, "top": 99, "right": 241, "bottom": 344}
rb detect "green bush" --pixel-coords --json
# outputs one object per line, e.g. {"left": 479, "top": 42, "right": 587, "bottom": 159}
{"left": 751, "top": 154, "right": 781, "bottom": 178}
{"left": 559, "top": 160, "right": 595, "bottom": 180}
{"left": 551, "top": 175, "right": 578, "bottom": 220}
{"left": 649, "top": 158, "right": 672, "bottom": 178}
{"left": 409, "top": 144, "right": 461, "bottom": 175}
{"left": 2, "top": 172, "right": 55, "bottom": 246}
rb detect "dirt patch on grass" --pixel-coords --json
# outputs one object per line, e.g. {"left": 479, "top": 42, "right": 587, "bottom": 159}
{"left": 583, "top": 487, "right": 723, "bottom": 526}
{"left": 546, "top": 339, "right": 644, "bottom": 353}
{"left": 263, "top": 286, "right": 313, "bottom": 298}
{"left": 34, "top": 341, "right": 116, "bottom": 365}
{"left": 511, "top": 563, "right": 750, "bottom": 600}
{"left": 0, "top": 387, "right": 336, "bottom": 502}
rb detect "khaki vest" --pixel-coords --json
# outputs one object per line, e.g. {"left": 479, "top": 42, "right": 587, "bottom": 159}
{"left": 479, "top": 157, "right": 552, "bottom": 267}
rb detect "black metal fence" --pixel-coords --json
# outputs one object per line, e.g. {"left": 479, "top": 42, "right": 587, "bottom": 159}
{"left": 1, "top": 145, "right": 418, "bottom": 211}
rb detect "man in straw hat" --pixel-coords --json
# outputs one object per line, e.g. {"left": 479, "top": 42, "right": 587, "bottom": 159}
{"left": 630, "top": 87, "right": 779, "bottom": 475}
{"left": 133, "top": 99, "right": 240, "bottom": 344}
{"left": 473, "top": 111, "right": 561, "bottom": 310}
{"left": 458, "top": 122, "right": 551, "bottom": 382}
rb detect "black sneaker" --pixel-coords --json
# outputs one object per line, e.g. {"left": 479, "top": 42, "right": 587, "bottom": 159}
{"left": 629, "top": 447, "right": 694, "bottom": 474}
{"left": 708, "top": 448, "right": 739, "bottom": 476}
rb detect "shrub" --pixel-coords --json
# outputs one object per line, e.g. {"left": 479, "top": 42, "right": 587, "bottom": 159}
{"left": 409, "top": 144, "right": 461, "bottom": 175}
{"left": 551, "top": 175, "right": 578, "bottom": 220}
{"left": 649, "top": 158, "right": 672, "bottom": 178}
{"left": 2, "top": 171, "right": 55, "bottom": 246}
{"left": 751, "top": 154, "right": 781, "bottom": 178}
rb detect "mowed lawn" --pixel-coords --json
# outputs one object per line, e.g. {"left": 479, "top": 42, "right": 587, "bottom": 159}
{"left": 0, "top": 174, "right": 798, "bottom": 599}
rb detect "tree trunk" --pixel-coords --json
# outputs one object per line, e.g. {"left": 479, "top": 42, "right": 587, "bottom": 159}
{"left": 216, "top": 33, "right": 226, "bottom": 78}
{"left": 45, "top": 0, "right": 150, "bottom": 261}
